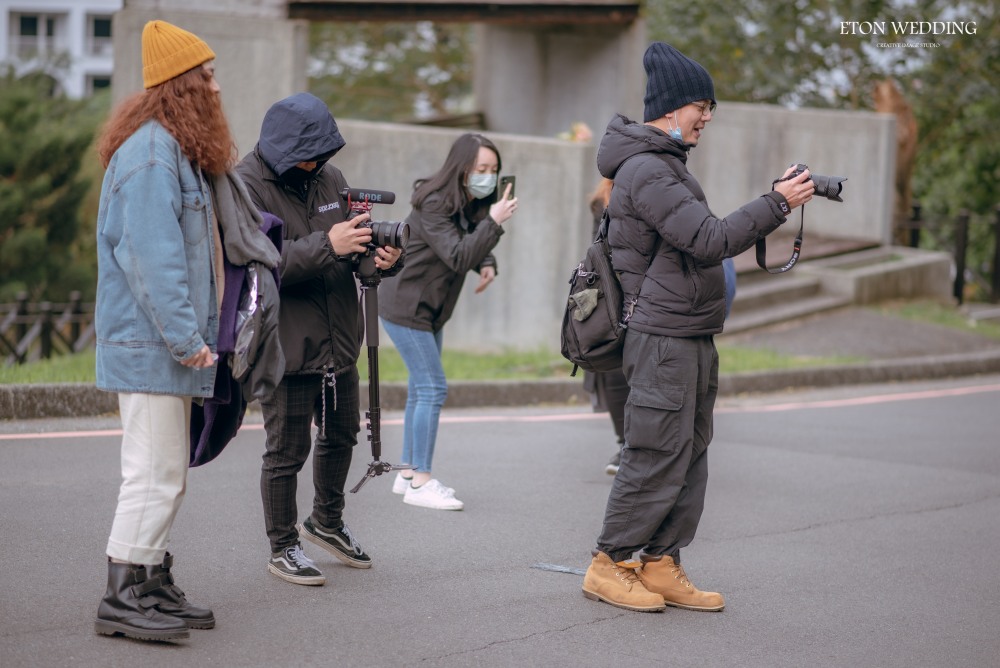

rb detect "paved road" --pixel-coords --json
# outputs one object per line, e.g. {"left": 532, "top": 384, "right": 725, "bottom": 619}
{"left": 2, "top": 375, "right": 999, "bottom": 667}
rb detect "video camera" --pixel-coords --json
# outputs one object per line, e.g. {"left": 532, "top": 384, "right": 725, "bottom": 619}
{"left": 341, "top": 188, "right": 409, "bottom": 265}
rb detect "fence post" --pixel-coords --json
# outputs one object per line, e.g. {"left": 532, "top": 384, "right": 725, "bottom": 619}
{"left": 909, "top": 201, "right": 922, "bottom": 248}
{"left": 69, "top": 290, "right": 83, "bottom": 343}
{"left": 40, "top": 302, "right": 53, "bottom": 359}
{"left": 992, "top": 205, "right": 1000, "bottom": 304}
{"left": 953, "top": 210, "right": 970, "bottom": 305}
{"left": 15, "top": 291, "right": 29, "bottom": 342}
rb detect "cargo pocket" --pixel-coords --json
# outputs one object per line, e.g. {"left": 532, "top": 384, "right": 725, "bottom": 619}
{"left": 624, "top": 382, "right": 686, "bottom": 454}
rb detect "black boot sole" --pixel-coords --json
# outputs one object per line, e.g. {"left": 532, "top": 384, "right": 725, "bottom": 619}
{"left": 181, "top": 616, "right": 216, "bottom": 630}
{"left": 94, "top": 619, "right": 190, "bottom": 640}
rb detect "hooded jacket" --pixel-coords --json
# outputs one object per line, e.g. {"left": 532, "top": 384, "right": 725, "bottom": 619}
{"left": 235, "top": 93, "right": 363, "bottom": 375}
{"left": 596, "top": 114, "right": 788, "bottom": 337}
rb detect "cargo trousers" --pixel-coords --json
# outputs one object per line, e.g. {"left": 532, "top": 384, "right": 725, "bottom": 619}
{"left": 596, "top": 330, "right": 718, "bottom": 564}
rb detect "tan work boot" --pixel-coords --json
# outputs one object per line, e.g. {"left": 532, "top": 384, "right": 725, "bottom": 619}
{"left": 638, "top": 554, "right": 725, "bottom": 611}
{"left": 582, "top": 551, "right": 666, "bottom": 612}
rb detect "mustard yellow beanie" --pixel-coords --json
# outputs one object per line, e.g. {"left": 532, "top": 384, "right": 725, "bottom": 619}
{"left": 142, "top": 20, "right": 215, "bottom": 89}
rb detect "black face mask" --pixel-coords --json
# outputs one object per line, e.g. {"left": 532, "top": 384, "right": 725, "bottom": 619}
{"left": 279, "top": 166, "right": 315, "bottom": 194}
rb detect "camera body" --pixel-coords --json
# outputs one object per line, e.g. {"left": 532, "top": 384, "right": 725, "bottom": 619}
{"left": 341, "top": 188, "right": 409, "bottom": 261}
{"left": 786, "top": 163, "right": 847, "bottom": 203}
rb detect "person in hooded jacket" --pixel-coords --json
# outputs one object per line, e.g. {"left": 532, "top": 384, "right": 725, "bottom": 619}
{"left": 236, "top": 93, "right": 402, "bottom": 586}
{"left": 581, "top": 43, "right": 814, "bottom": 613}
{"left": 584, "top": 178, "right": 738, "bottom": 477}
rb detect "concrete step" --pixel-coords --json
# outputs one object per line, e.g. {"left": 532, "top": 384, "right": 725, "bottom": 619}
{"left": 721, "top": 293, "right": 852, "bottom": 335}
{"left": 729, "top": 273, "right": 824, "bottom": 314}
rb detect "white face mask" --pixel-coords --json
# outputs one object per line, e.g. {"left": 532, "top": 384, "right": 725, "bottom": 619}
{"left": 467, "top": 173, "right": 497, "bottom": 199}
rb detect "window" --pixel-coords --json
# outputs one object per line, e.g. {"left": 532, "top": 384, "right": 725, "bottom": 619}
{"left": 89, "top": 16, "right": 113, "bottom": 57}
{"left": 12, "top": 13, "right": 61, "bottom": 59}
{"left": 88, "top": 75, "right": 112, "bottom": 95}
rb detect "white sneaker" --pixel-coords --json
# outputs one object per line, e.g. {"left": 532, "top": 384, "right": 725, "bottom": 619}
{"left": 392, "top": 472, "right": 412, "bottom": 495}
{"left": 403, "top": 478, "right": 464, "bottom": 511}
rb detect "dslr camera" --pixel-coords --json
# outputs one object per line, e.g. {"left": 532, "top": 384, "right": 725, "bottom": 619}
{"left": 781, "top": 163, "right": 847, "bottom": 202}
{"left": 341, "top": 188, "right": 409, "bottom": 269}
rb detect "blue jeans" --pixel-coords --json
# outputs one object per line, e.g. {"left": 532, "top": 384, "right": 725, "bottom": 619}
{"left": 380, "top": 319, "right": 447, "bottom": 473}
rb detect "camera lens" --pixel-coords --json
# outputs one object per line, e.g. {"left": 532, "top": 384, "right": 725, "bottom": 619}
{"left": 369, "top": 221, "right": 409, "bottom": 249}
{"left": 811, "top": 175, "right": 847, "bottom": 203}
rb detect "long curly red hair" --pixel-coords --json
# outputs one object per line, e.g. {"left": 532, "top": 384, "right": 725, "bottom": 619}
{"left": 97, "top": 65, "right": 236, "bottom": 175}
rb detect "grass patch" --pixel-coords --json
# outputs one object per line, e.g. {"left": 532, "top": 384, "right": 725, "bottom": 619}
{"left": 3, "top": 345, "right": 858, "bottom": 385}
{"left": 4, "top": 299, "right": 990, "bottom": 385}
{"left": 716, "top": 345, "right": 863, "bottom": 373}
{"left": 870, "top": 300, "right": 1000, "bottom": 341}
{"left": 359, "top": 347, "right": 571, "bottom": 382}
{"left": 0, "top": 349, "right": 98, "bottom": 384}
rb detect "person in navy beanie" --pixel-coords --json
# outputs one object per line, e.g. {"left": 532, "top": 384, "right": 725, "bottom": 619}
{"left": 581, "top": 43, "right": 816, "bottom": 613}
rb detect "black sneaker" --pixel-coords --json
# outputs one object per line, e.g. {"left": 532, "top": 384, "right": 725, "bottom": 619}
{"left": 299, "top": 517, "right": 373, "bottom": 569}
{"left": 268, "top": 544, "right": 325, "bottom": 586}
{"left": 605, "top": 448, "right": 622, "bottom": 475}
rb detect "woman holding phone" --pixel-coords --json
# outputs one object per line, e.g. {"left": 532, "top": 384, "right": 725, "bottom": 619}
{"left": 379, "top": 133, "right": 518, "bottom": 510}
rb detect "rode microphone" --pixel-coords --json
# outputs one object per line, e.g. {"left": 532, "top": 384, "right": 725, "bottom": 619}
{"left": 341, "top": 188, "right": 396, "bottom": 206}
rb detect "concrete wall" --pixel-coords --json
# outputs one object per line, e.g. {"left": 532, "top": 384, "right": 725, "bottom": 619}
{"left": 473, "top": 22, "right": 645, "bottom": 139}
{"left": 688, "top": 102, "right": 896, "bottom": 245}
{"left": 334, "top": 103, "right": 895, "bottom": 354}
{"left": 334, "top": 119, "right": 596, "bottom": 354}
{"left": 112, "top": 4, "right": 307, "bottom": 155}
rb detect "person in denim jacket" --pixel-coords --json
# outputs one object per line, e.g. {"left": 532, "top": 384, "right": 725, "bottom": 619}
{"left": 93, "top": 20, "right": 236, "bottom": 642}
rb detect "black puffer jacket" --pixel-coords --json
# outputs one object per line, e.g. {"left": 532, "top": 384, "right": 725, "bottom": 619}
{"left": 236, "top": 94, "right": 371, "bottom": 375}
{"left": 596, "top": 114, "right": 788, "bottom": 337}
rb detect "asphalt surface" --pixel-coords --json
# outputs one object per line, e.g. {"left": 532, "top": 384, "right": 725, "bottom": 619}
{"left": 1, "top": 374, "right": 999, "bottom": 667}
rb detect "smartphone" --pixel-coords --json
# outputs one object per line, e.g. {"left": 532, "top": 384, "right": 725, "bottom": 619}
{"left": 498, "top": 175, "right": 516, "bottom": 201}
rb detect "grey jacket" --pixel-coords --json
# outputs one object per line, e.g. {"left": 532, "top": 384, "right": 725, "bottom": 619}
{"left": 596, "top": 114, "right": 788, "bottom": 337}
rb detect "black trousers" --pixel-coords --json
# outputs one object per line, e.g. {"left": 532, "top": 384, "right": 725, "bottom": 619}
{"left": 587, "top": 368, "right": 630, "bottom": 444}
{"left": 597, "top": 331, "right": 718, "bottom": 564}
{"left": 259, "top": 368, "right": 360, "bottom": 553}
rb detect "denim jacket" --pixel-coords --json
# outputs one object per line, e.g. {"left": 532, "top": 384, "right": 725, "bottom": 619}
{"left": 95, "top": 120, "right": 219, "bottom": 397}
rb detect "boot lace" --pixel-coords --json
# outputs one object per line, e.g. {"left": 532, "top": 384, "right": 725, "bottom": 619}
{"left": 613, "top": 560, "right": 643, "bottom": 590}
{"left": 671, "top": 562, "right": 693, "bottom": 589}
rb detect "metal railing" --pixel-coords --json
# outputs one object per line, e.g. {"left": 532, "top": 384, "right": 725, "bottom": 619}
{"left": 906, "top": 203, "right": 1000, "bottom": 305}
{"left": 0, "top": 292, "right": 95, "bottom": 366}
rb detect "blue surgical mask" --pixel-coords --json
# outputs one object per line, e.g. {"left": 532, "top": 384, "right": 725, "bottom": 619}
{"left": 666, "top": 117, "right": 683, "bottom": 141}
{"left": 467, "top": 173, "right": 497, "bottom": 200}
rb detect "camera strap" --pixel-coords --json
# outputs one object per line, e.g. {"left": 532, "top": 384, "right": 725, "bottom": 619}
{"left": 756, "top": 189, "right": 804, "bottom": 273}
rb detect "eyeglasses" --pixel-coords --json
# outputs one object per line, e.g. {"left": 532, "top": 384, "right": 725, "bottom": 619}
{"left": 692, "top": 101, "right": 717, "bottom": 117}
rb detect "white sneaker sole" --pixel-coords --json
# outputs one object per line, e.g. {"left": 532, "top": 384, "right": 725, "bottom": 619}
{"left": 267, "top": 563, "right": 325, "bottom": 586}
{"left": 403, "top": 495, "right": 464, "bottom": 511}
{"left": 297, "top": 523, "right": 373, "bottom": 569}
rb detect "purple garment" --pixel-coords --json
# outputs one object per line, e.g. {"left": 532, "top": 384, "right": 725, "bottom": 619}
{"left": 190, "top": 212, "right": 283, "bottom": 467}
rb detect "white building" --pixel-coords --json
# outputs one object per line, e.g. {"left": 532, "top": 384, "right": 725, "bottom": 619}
{"left": 0, "top": 0, "right": 122, "bottom": 98}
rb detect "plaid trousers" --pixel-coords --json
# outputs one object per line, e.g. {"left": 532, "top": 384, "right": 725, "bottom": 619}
{"left": 259, "top": 368, "right": 360, "bottom": 553}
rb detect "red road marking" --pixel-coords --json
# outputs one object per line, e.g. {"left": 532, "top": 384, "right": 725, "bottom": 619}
{"left": 3, "top": 383, "right": 998, "bottom": 442}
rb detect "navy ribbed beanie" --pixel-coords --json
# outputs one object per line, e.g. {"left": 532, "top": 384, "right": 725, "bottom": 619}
{"left": 643, "top": 42, "right": 716, "bottom": 122}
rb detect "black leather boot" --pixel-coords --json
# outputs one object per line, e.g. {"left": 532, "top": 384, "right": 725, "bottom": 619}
{"left": 147, "top": 552, "right": 216, "bottom": 629}
{"left": 95, "top": 560, "right": 189, "bottom": 640}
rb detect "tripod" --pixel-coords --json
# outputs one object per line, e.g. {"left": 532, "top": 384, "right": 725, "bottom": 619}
{"left": 349, "top": 253, "right": 409, "bottom": 493}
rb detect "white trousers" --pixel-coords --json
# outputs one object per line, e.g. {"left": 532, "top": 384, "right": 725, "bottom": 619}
{"left": 106, "top": 393, "right": 191, "bottom": 565}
